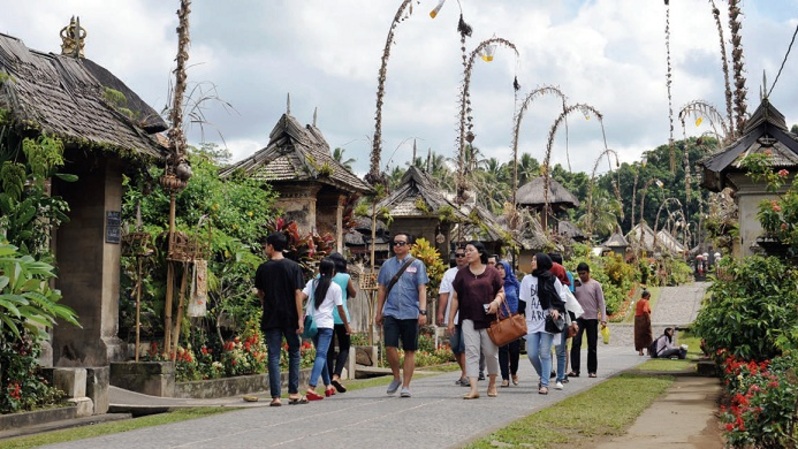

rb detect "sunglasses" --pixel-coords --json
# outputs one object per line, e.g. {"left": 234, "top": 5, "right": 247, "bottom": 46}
{"left": 392, "top": 241, "right": 408, "bottom": 246}
{"left": 455, "top": 253, "right": 465, "bottom": 258}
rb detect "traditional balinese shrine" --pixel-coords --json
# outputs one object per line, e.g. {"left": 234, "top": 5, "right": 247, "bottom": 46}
{"left": 219, "top": 103, "right": 372, "bottom": 253}
{"left": 700, "top": 97, "right": 798, "bottom": 257}
{"left": 0, "top": 20, "right": 167, "bottom": 415}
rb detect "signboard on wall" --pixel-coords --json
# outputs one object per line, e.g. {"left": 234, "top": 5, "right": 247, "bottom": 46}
{"left": 106, "top": 211, "right": 121, "bottom": 244}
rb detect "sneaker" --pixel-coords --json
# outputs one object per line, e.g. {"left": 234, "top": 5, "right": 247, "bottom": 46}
{"left": 387, "top": 378, "right": 402, "bottom": 395}
{"left": 400, "top": 387, "right": 412, "bottom": 398}
{"left": 555, "top": 381, "right": 564, "bottom": 390}
{"left": 458, "top": 378, "right": 471, "bottom": 387}
{"left": 478, "top": 372, "right": 485, "bottom": 381}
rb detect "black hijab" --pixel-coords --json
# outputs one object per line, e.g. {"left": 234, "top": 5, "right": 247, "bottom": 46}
{"left": 532, "top": 253, "right": 564, "bottom": 311}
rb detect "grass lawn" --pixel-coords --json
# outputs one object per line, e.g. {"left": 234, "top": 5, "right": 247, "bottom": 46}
{"left": 463, "top": 373, "right": 675, "bottom": 449}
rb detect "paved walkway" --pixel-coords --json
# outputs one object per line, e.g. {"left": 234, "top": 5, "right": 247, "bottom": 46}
{"left": 36, "top": 283, "right": 719, "bottom": 449}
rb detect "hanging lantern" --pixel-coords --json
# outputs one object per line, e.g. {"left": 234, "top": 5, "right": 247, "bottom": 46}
{"left": 480, "top": 44, "right": 496, "bottom": 62}
{"left": 429, "top": 0, "right": 446, "bottom": 18}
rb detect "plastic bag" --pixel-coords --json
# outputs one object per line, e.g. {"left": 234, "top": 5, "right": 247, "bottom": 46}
{"left": 600, "top": 324, "right": 610, "bottom": 345}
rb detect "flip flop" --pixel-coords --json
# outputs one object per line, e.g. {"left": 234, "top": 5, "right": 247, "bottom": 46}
{"left": 463, "top": 392, "right": 480, "bottom": 399}
{"left": 487, "top": 389, "right": 498, "bottom": 397}
{"left": 288, "top": 395, "right": 309, "bottom": 405}
{"left": 269, "top": 398, "right": 282, "bottom": 407}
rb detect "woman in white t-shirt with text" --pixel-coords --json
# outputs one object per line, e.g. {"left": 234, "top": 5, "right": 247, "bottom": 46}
{"left": 519, "top": 253, "right": 566, "bottom": 395}
{"left": 301, "top": 258, "right": 351, "bottom": 402}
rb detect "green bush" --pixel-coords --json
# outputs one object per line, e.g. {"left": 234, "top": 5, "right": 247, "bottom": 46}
{"left": 693, "top": 255, "right": 798, "bottom": 362}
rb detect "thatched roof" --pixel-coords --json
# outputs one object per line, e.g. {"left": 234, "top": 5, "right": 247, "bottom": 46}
{"left": 219, "top": 113, "right": 372, "bottom": 194}
{"left": 0, "top": 33, "right": 166, "bottom": 160}
{"left": 458, "top": 204, "right": 520, "bottom": 244}
{"left": 558, "top": 220, "right": 586, "bottom": 240}
{"left": 603, "top": 231, "right": 629, "bottom": 248}
{"left": 377, "top": 166, "right": 467, "bottom": 219}
{"left": 516, "top": 176, "right": 580, "bottom": 208}
{"left": 701, "top": 98, "right": 798, "bottom": 192}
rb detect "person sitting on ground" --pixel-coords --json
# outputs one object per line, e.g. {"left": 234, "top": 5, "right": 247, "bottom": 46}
{"left": 651, "top": 327, "right": 687, "bottom": 359}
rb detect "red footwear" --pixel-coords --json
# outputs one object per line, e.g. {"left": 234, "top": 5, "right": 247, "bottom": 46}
{"left": 325, "top": 387, "right": 336, "bottom": 397}
{"left": 306, "top": 390, "right": 324, "bottom": 401}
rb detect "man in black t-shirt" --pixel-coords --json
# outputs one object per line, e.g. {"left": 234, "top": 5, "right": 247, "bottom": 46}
{"left": 255, "top": 232, "right": 305, "bottom": 406}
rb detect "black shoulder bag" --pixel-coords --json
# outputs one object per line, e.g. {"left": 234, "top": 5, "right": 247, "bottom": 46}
{"left": 385, "top": 257, "right": 415, "bottom": 298}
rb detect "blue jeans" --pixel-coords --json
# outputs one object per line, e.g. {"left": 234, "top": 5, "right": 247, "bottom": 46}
{"left": 555, "top": 329, "right": 568, "bottom": 382}
{"left": 265, "top": 328, "right": 300, "bottom": 398}
{"left": 309, "top": 328, "right": 333, "bottom": 388}
{"left": 526, "top": 331, "right": 555, "bottom": 388}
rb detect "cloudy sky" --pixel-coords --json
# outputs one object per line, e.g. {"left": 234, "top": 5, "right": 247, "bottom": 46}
{"left": 3, "top": 1, "right": 798, "bottom": 177}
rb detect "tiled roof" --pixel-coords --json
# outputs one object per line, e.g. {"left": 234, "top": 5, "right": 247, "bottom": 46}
{"left": 219, "top": 113, "right": 372, "bottom": 194}
{"left": 0, "top": 33, "right": 166, "bottom": 160}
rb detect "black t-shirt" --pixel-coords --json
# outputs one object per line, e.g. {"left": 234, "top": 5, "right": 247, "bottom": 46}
{"left": 255, "top": 258, "right": 305, "bottom": 330}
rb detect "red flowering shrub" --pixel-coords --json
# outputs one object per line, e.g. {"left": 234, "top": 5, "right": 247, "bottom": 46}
{"left": 718, "top": 352, "right": 798, "bottom": 448}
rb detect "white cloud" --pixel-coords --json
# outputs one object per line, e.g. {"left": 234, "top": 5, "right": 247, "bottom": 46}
{"left": 2, "top": 0, "right": 797, "bottom": 178}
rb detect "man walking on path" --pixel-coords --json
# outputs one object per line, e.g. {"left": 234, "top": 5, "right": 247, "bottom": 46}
{"left": 255, "top": 232, "right": 306, "bottom": 407}
{"left": 375, "top": 232, "right": 429, "bottom": 397}
{"left": 437, "top": 245, "right": 468, "bottom": 386}
{"left": 569, "top": 262, "right": 607, "bottom": 378}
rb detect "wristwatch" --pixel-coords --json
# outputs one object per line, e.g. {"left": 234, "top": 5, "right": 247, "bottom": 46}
{"left": 418, "top": 310, "right": 427, "bottom": 315}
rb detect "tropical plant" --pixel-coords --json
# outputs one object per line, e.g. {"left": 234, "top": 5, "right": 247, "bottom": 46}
{"left": 693, "top": 255, "right": 798, "bottom": 362}
{"left": 333, "top": 147, "right": 356, "bottom": 171}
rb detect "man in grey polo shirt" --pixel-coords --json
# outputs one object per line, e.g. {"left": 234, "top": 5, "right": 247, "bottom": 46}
{"left": 375, "top": 232, "right": 429, "bottom": 398}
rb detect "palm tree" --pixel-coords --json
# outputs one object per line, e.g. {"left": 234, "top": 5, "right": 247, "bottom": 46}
{"left": 578, "top": 190, "right": 621, "bottom": 240}
{"left": 333, "top": 147, "right": 356, "bottom": 171}
{"left": 517, "top": 153, "right": 541, "bottom": 187}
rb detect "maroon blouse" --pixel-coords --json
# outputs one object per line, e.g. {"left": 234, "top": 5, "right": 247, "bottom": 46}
{"left": 452, "top": 265, "right": 503, "bottom": 330}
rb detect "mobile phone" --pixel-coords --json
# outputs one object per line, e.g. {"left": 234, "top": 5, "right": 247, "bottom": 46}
{"left": 483, "top": 304, "right": 490, "bottom": 313}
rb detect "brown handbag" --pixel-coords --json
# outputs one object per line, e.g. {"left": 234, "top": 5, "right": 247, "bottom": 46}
{"left": 486, "top": 298, "right": 528, "bottom": 346}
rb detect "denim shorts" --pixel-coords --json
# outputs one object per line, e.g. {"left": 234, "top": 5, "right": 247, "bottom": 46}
{"left": 383, "top": 316, "right": 419, "bottom": 351}
{"left": 448, "top": 325, "right": 465, "bottom": 354}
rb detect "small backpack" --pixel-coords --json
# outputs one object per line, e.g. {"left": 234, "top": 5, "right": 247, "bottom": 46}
{"left": 649, "top": 338, "right": 660, "bottom": 358}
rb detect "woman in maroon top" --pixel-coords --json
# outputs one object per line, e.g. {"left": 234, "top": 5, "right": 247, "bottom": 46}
{"left": 447, "top": 241, "right": 504, "bottom": 399}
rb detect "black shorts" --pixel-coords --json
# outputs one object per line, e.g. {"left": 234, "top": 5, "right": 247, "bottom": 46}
{"left": 383, "top": 316, "right": 419, "bottom": 351}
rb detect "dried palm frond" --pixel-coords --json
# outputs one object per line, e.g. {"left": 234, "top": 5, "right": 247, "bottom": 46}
{"left": 728, "top": 0, "right": 748, "bottom": 135}
{"left": 709, "top": 0, "right": 734, "bottom": 137}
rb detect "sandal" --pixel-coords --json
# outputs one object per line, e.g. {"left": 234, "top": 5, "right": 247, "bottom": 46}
{"left": 589, "top": 373, "right": 597, "bottom": 378}
{"left": 306, "top": 390, "right": 324, "bottom": 401}
{"left": 487, "top": 388, "right": 498, "bottom": 397}
{"left": 325, "top": 387, "right": 336, "bottom": 397}
{"left": 331, "top": 379, "right": 347, "bottom": 393}
{"left": 567, "top": 371, "right": 579, "bottom": 377}
{"left": 538, "top": 387, "right": 549, "bottom": 395}
{"left": 511, "top": 375, "right": 519, "bottom": 386}
{"left": 269, "top": 397, "right": 282, "bottom": 407}
{"left": 463, "top": 392, "right": 480, "bottom": 399}
{"left": 501, "top": 379, "right": 509, "bottom": 388}
{"left": 287, "top": 395, "right": 309, "bottom": 405}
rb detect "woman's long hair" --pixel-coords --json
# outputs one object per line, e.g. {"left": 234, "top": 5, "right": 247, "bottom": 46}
{"left": 663, "top": 327, "right": 674, "bottom": 343}
{"left": 314, "top": 258, "right": 335, "bottom": 309}
{"left": 329, "top": 252, "right": 348, "bottom": 274}
{"left": 467, "top": 240, "right": 488, "bottom": 265}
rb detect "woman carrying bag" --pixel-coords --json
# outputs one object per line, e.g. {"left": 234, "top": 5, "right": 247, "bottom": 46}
{"left": 447, "top": 241, "right": 504, "bottom": 399}
{"left": 519, "top": 253, "right": 566, "bottom": 395}
{"left": 496, "top": 260, "right": 521, "bottom": 387}
{"left": 300, "top": 258, "right": 351, "bottom": 402}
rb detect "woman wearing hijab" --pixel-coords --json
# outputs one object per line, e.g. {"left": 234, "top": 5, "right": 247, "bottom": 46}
{"left": 519, "top": 253, "right": 566, "bottom": 395}
{"left": 448, "top": 241, "right": 504, "bottom": 399}
{"left": 496, "top": 260, "right": 521, "bottom": 387}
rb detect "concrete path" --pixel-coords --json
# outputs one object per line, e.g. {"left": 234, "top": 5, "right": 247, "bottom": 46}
{"left": 37, "top": 282, "right": 718, "bottom": 449}
{"left": 43, "top": 347, "right": 645, "bottom": 449}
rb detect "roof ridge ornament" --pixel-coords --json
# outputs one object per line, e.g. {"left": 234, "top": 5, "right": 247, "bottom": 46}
{"left": 60, "top": 16, "right": 86, "bottom": 58}
{"left": 286, "top": 93, "right": 291, "bottom": 115}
